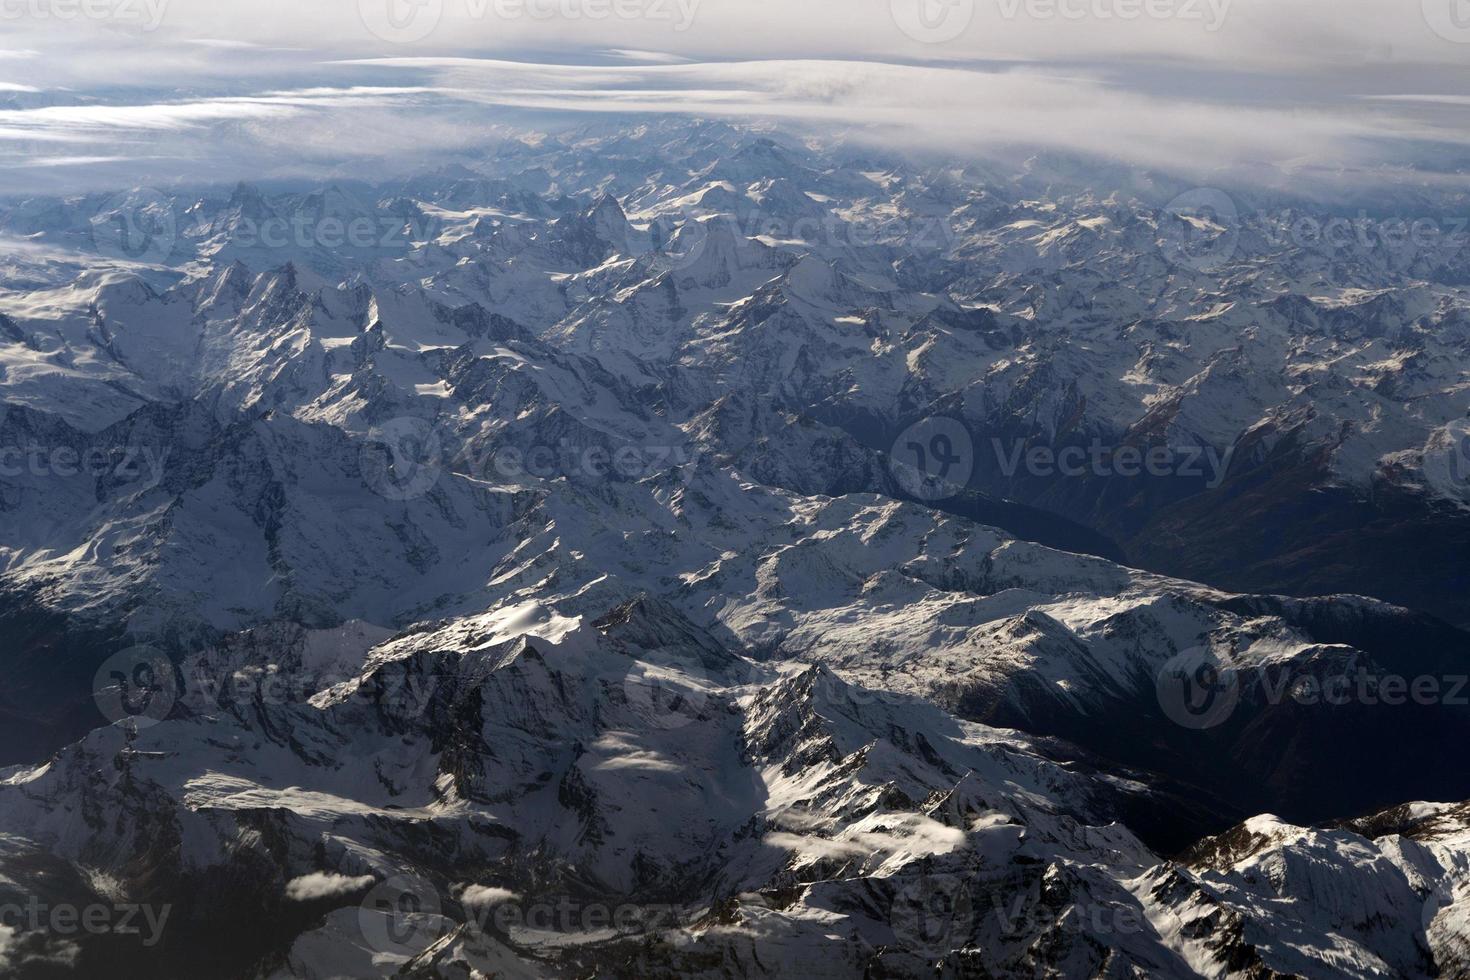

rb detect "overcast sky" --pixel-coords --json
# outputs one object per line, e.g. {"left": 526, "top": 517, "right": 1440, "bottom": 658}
{"left": 0, "top": 0, "right": 1467, "bottom": 192}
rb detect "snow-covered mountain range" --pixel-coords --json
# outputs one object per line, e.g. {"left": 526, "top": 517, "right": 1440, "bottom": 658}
{"left": 0, "top": 118, "right": 1467, "bottom": 978}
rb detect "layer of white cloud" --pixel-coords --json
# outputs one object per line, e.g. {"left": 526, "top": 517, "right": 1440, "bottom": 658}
{"left": 362, "top": 56, "right": 1470, "bottom": 179}
{"left": 0, "top": 2, "right": 1462, "bottom": 192}
{"left": 9, "top": 0, "right": 1460, "bottom": 72}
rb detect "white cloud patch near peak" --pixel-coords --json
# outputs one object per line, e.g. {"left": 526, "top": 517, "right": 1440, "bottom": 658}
{"left": 284, "top": 872, "right": 376, "bottom": 902}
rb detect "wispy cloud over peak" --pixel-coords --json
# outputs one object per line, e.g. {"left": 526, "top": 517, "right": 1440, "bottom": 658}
{"left": 0, "top": 3, "right": 1460, "bottom": 192}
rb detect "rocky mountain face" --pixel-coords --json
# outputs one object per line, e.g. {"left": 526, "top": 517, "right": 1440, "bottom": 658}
{"left": 2, "top": 602, "right": 1468, "bottom": 978}
{"left": 0, "top": 119, "right": 1466, "bottom": 977}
